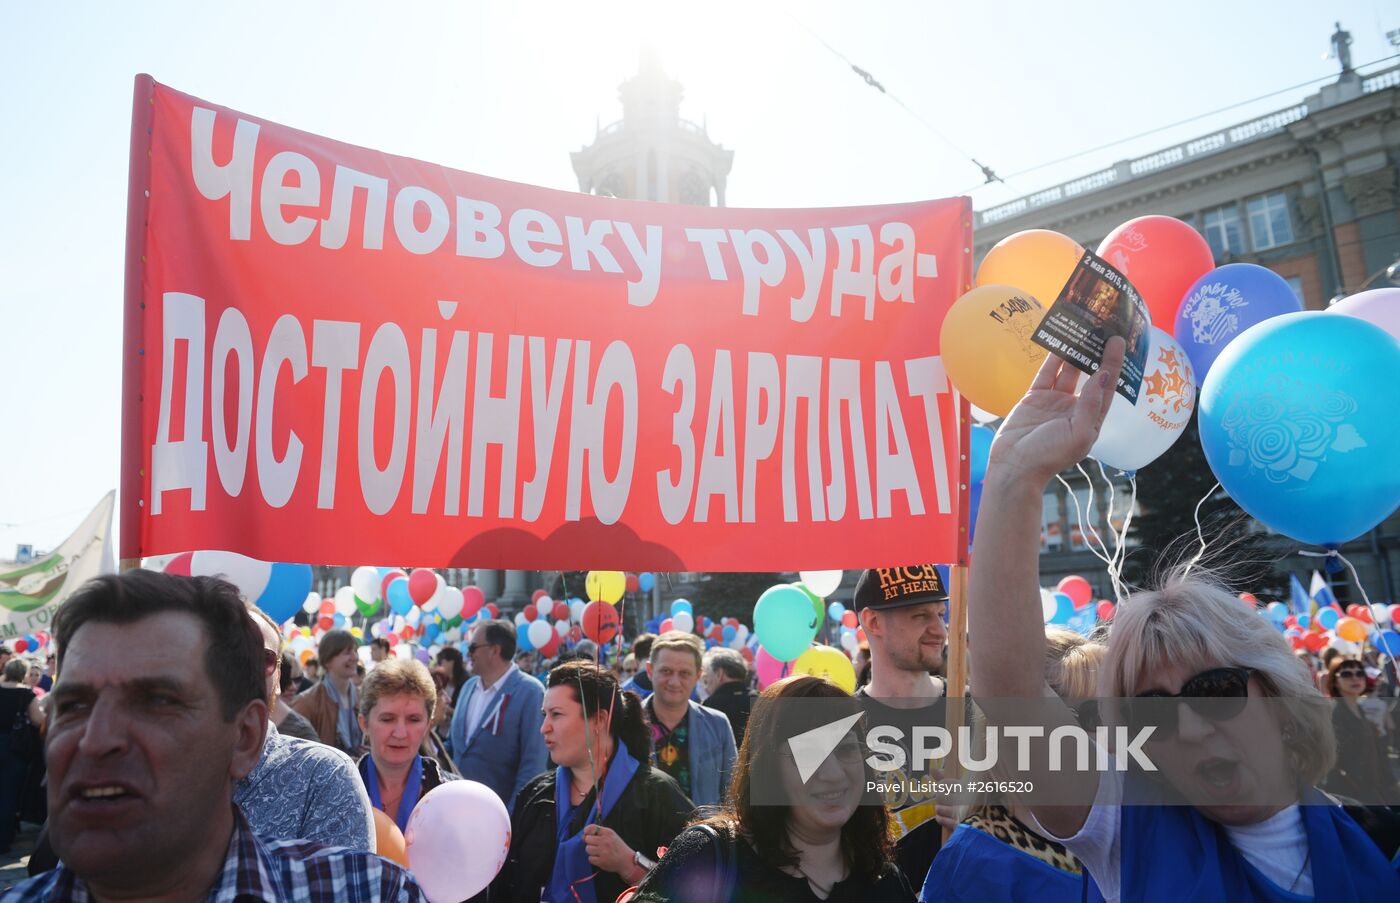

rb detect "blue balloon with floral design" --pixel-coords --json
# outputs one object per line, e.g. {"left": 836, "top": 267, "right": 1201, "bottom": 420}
{"left": 1198, "top": 311, "right": 1400, "bottom": 546}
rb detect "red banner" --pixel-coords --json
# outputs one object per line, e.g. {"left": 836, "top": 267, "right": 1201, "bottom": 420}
{"left": 122, "top": 77, "right": 972, "bottom": 571}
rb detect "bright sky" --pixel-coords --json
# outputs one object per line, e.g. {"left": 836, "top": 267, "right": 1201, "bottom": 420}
{"left": 2, "top": 0, "right": 1395, "bottom": 555}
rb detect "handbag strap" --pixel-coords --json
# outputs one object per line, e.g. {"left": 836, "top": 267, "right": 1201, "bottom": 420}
{"left": 689, "top": 824, "right": 736, "bottom": 903}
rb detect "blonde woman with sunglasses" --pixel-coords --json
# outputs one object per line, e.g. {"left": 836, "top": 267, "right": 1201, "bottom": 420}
{"left": 969, "top": 339, "right": 1400, "bottom": 901}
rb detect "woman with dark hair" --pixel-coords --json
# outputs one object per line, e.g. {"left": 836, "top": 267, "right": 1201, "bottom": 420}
{"left": 433, "top": 647, "right": 469, "bottom": 707}
{"left": 0, "top": 658, "right": 44, "bottom": 854}
{"left": 633, "top": 675, "right": 913, "bottom": 903}
{"left": 1324, "top": 657, "right": 1399, "bottom": 803}
{"left": 491, "top": 660, "right": 693, "bottom": 903}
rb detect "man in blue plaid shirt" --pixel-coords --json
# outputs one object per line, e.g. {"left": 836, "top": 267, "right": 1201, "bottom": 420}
{"left": 1, "top": 570, "right": 422, "bottom": 902}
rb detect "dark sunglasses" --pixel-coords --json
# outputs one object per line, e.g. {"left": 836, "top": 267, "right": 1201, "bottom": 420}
{"left": 1336, "top": 669, "right": 1365, "bottom": 679}
{"left": 467, "top": 643, "right": 492, "bottom": 654}
{"left": 262, "top": 649, "right": 280, "bottom": 675}
{"left": 1124, "top": 667, "right": 1253, "bottom": 739}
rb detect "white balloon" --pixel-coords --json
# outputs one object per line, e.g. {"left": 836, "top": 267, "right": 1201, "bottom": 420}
{"left": 405, "top": 606, "right": 423, "bottom": 627}
{"left": 527, "top": 619, "right": 553, "bottom": 649}
{"left": 672, "top": 611, "right": 694, "bottom": 634}
{"left": 840, "top": 631, "right": 857, "bottom": 651}
{"left": 555, "top": 619, "right": 570, "bottom": 638}
{"left": 303, "top": 592, "right": 322, "bottom": 615}
{"left": 406, "top": 780, "right": 510, "bottom": 901}
{"left": 970, "top": 404, "right": 1001, "bottom": 424}
{"left": 1041, "top": 589, "right": 1059, "bottom": 622}
{"left": 333, "top": 586, "right": 357, "bottom": 616}
{"left": 351, "top": 566, "right": 381, "bottom": 601}
{"left": 437, "top": 586, "right": 464, "bottom": 620}
{"left": 1091, "top": 328, "right": 1196, "bottom": 473}
{"left": 426, "top": 573, "right": 447, "bottom": 611}
{"left": 514, "top": 612, "right": 528, "bottom": 626}
{"left": 799, "top": 570, "right": 844, "bottom": 598}
{"left": 570, "top": 600, "right": 586, "bottom": 623}
{"left": 735, "top": 625, "right": 749, "bottom": 641}
{"left": 191, "top": 550, "right": 273, "bottom": 601}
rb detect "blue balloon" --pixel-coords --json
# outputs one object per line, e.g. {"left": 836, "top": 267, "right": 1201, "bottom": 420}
{"left": 753, "top": 585, "right": 818, "bottom": 661}
{"left": 1316, "top": 607, "right": 1340, "bottom": 630}
{"left": 1049, "top": 592, "right": 1076, "bottom": 626}
{"left": 705, "top": 639, "right": 717, "bottom": 649}
{"left": 422, "top": 622, "right": 441, "bottom": 644}
{"left": 516, "top": 622, "right": 534, "bottom": 651}
{"left": 331, "top": 613, "right": 346, "bottom": 629}
{"left": 827, "top": 601, "right": 846, "bottom": 622}
{"left": 721, "top": 625, "right": 736, "bottom": 642}
{"left": 671, "top": 599, "right": 693, "bottom": 617}
{"left": 1377, "top": 631, "right": 1400, "bottom": 657}
{"left": 967, "top": 481, "right": 983, "bottom": 550}
{"left": 1297, "top": 613, "right": 1311, "bottom": 630}
{"left": 1265, "top": 601, "right": 1289, "bottom": 624}
{"left": 387, "top": 577, "right": 414, "bottom": 616}
{"left": 1175, "top": 264, "right": 1303, "bottom": 382}
{"left": 1199, "top": 312, "right": 1400, "bottom": 546}
{"left": 969, "top": 425, "right": 994, "bottom": 485}
{"left": 255, "top": 562, "right": 313, "bottom": 625}
{"left": 639, "top": 572, "right": 656, "bottom": 592}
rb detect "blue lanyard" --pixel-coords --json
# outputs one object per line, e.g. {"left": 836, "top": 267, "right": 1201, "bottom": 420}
{"left": 365, "top": 754, "right": 423, "bottom": 833}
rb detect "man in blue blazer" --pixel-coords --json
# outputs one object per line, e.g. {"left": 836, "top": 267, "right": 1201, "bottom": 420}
{"left": 449, "top": 619, "right": 547, "bottom": 808}
{"left": 643, "top": 632, "right": 736, "bottom": 808}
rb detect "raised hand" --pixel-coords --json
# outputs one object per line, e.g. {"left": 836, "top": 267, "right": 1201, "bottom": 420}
{"left": 987, "top": 337, "right": 1126, "bottom": 487}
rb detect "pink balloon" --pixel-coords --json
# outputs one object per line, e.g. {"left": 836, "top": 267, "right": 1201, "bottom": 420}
{"left": 754, "top": 646, "right": 792, "bottom": 689}
{"left": 164, "top": 551, "right": 194, "bottom": 576}
{"left": 460, "top": 586, "right": 485, "bottom": 619}
{"left": 1330, "top": 287, "right": 1400, "bottom": 341}
{"left": 406, "top": 780, "right": 510, "bottom": 902}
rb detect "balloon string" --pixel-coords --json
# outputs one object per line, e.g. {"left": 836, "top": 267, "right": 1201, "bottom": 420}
{"left": 1056, "top": 473, "right": 1113, "bottom": 568}
{"left": 1182, "top": 481, "right": 1221, "bottom": 578}
{"left": 1298, "top": 548, "right": 1400, "bottom": 688}
{"left": 1108, "top": 474, "right": 1138, "bottom": 607}
{"left": 1076, "top": 463, "right": 1115, "bottom": 564}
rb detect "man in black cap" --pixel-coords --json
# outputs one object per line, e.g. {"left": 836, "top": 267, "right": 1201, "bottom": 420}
{"left": 853, "top": 565, "right": 949, "bottom": 891}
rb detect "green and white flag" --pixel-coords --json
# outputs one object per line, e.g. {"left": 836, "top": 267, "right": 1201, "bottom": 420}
{"left": 0, "top": 492, "right": 115, "bottom": 638}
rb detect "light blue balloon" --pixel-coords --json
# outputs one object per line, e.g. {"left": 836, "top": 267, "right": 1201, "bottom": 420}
{"left": 639, "top": 572, "right": 656, "bottom": 592}
{"left": 1297, "top": 613, "right": 1311, "bottom": 631}
{"left": 827, "top": 601, "right": 846, "bottom": 622}
{"left": 387, "top": 577, "right": 414, "bottom": 616}
{"left": 1175, "top": 264, "right": 1303, "bottom": 382}
{"left": 1049, "top": 592, "right": 1076, "bottom": 626}
{"left": 671, "top": 599, "right": 693, "bottom": 617}
{"left": 1199, "top": 311, "right": 1400, "bottom": 546}
{"left": 256, "top": 562, "right": 313, "bottom": 625}
{"left": 721, "top": 625, "right": 736, "bottom": 642}
{"left": 331, "top": 613, "right": 346, "bottom": 629}
{"left": 516, "top": 622, "right": 534, "bottom": 651}
{"left": 753, "top": 585, "right": 819, "bottom": 661}
{"left": 1315, "top": 607, "right": 1340, "bottom": 630}
{"left": 969, "top": 425, "right": 994, "bottom": 485}
{"left": 1265, "top": 601, "right": 1289, "bottom": 624}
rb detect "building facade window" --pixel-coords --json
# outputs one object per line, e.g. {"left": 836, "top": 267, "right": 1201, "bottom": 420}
{"left": 1202, "top": 204, "right": 1245, "bottom": 258}
{"left": 1246, "top": 192, "right": 1294, "bottom": 250}
{"left": 1285, "top": 276, "right": 1305, "bottom": 307}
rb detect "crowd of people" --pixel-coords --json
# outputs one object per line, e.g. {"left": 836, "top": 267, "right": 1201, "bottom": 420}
{"left": 1, "top": 340, "right": 1397, "bottom": 901}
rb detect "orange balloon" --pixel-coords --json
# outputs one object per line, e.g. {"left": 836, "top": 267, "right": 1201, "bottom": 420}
{"left": 373, "top": 808, "right": 410, "bottom": 867}
{"left": 940, "top": 285, "right": 1049, "bottom": 415}
{"left": 976, "top": 229, "right": 1085, "bottom": 308}
{"left": 1336, "top": 617, "right": 1367, "bottom": 643}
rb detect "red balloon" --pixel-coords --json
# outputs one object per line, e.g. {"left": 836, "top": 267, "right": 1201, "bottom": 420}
{"left": 570, "top": 625, "right": 583, "bottom": 642}
{"left": 709, "top": 625, "right": 724, "bottom": 641}
{"left": 1284, "top": 615, "right": 1298, "bottom": 628}
{"left": 659, "top": 617, "right": 674, "bottom": 633}
{"left": 841, "top": 611, "right": 857, "bottom": 629}
{"left": 1096, "top": 216, "right": 1214, "bottom": 329}
{"left": 387, "top": 633, "right": 400, "bottom": 647}
{"left": 625, "top": 573, "right": 640, "bottom": 593}
{"left": 1302, "top": 633, "right": 1327, "bottom": 653}
{"left": 855, "top": 628, "right": 867, "bottom": 644}
{"left": 12, "top": 640, "right": 27, "bottom": 654}
{"left": 1057, "top": 576, "right": 1093, "bottom": 609}
{"left": 407, "top": 569, "right": 437, "bottom": 605}
{"left": 1289, "top": 635, "right": 1304, "bottom": 651}
{"left": 1238, "top": 592, "right": 1258, "bottom": 607}
{"left": 740, "top": 646, "right": 755, "bottom": 662}
{"left": 532, "top": 589, "right": 549, "bottom": 604}
{"left": 461, "top": 586, "right": 486, "bottom": 619}
{"left": 486, "top": 603, "right": 500, "bottom": 618}
{"left": 523, "top": 604, "right": 538, "bottom": 622}
{"left": 1354, "top": 607, "right": 1373, "bottom": 625}
{"left": 1097, "top": 600, "right": 1116, "bottom": 622}
{"left": 581, "top": 601, "right": 619, "bottom": 643}
{"left": 538, "top": 633, "right": 562, "bottom": 658}
{"left": 554, "top": 601, "right": 570, "bottom": 621}
{"left": 380, "top": 569, "right": 407, "bottom": 602}
{"left": 165, "top": 551, "right": 194, "bottom": 576}
{"left": 317, "top": 614, "right": 333, "bottom": 632}
{"left": 402, "top": 625, "right": 416, "bottom": 640}
{"left": 319, "top": 598, "right": 336, "bottom": 614}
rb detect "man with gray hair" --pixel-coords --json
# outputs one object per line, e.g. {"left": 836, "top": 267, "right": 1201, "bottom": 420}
{"left": 700, "top": 647, "right": 753, "bottom": 746}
